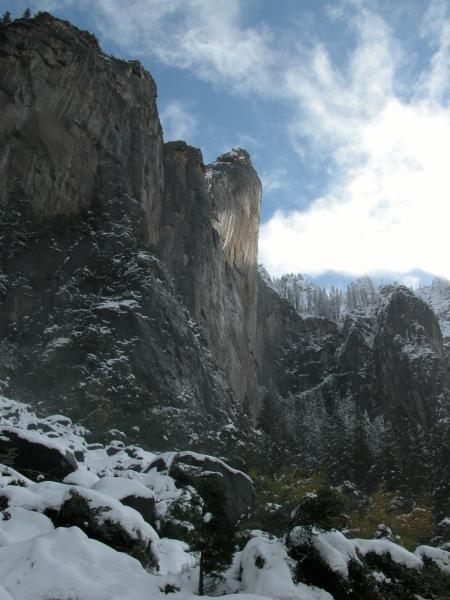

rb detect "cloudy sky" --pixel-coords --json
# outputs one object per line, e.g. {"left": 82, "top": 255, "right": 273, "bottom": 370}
{"left": 3, "top": 0, "right": 450, "bottom": 284}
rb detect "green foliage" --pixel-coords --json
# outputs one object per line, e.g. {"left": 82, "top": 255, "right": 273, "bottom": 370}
{"left": 22, "top": 8, "right": 31, "bottom": 19}
{"left": 289, "top": 539, "right": 376, "bottom": 600}
{"left": 248, "top": 466, "right": 437, "bottom": 550}
{"left": 246, "top": 468, "right": 345, "bottom": 540}
{"left": 364, "top": 552, "right": 450, "bottom": 600}
{"left": 158, "top": 490, "right": 203, "bottom": 546}
{"left": 348, "top": 484, "right": 435, "bottom": 550}
{"left": 289, "top": 486, "right": 346, "bottom": 533}
{"left": 245, "top": 468, "right": 327, "bottom": 536}
{"left": 256, "top": 392, "right": 297, "bottom": 471}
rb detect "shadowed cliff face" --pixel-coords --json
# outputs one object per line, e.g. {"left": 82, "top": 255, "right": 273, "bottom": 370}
{"left": 0, "top": 13, "right": 163, "bottom": 244}
{"left": 373, "top": 287, "right": 447, "bottom": 426}
{"left": 0, "top": 15, "right": 242, "bottom": 453}
{"left": 158, "top": 142, "right": 262, "bottom": 409}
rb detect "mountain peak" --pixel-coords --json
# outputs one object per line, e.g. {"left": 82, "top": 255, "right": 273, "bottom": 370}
{"left": 217, "top": 147, "right": 252, "bottom": 165}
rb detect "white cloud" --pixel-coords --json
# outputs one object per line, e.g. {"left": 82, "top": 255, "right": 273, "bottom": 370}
{"left": 259, "top": 3, "right": 450, "bottom": 281}
{"left": 260, "top": 168, "right": 289, "bottom": 194}
{"left": 160, "top": 100, "right": 198, "bottom": 142}
{"left": 419, "top": 1, "right": 450, "bottom": 104}
{"left": 400, "top": 275, "right": 421, "bottom": 289}
{"left": 70, "top": 0, "right": 275, "bottom": 95}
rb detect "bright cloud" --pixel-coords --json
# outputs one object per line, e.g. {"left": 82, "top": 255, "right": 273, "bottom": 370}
{"left": 160, "top": 100, "right": 198, "bottom": 142}
{"left": 77, "top": 0, "right": 275, "bottom": 94}
{"left": 260, "top": 2, "right": 450, "bottom": 280}
{"left": 260, "top": 168, "right": 290, "bottom": 194}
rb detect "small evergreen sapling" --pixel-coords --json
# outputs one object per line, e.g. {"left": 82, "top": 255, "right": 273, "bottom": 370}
{"left": 1, "top": 11, "right": 12, "bottom": 24}
{"left": 286, "top": 485, "right": 345, "bottom": 543}
{"left": 192, "top": 473, "right": 237, "bottom": 595}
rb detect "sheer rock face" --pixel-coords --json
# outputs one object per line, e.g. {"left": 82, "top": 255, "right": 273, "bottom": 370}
{"left": 255, "top": 276, "right": 307, "bottom": 402}
{"left": 207, "top": 148, "right": 260, "bottom": 273}
{"left": 0, "top": 15, "right": 238, "bottom": 452}
{"left": 372, "top": 287, "right": 448, "bottom": 426}
{"left": 159, "top": 142, "right": 262, "bottom": 408}
{"left": 278, "top": 286, "right": 449, "bottom": 428}
{"left": 337, "top": 286, "right": 449, "bottom": 426}
{"left": 0, "top": 13, "right": 163, "bottom": 244}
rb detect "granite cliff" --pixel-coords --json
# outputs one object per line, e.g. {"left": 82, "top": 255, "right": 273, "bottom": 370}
{"left": 0, "top": 13, "right": 237, "bottom": 452}
{"left": 0, "top": 13, "right": 297, "bottom": 456}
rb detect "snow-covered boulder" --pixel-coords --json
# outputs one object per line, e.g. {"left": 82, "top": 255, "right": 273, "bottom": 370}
{"left": 0, "top": 473, "right": 160, "bottom": 570}
{"left": 290, "top": 528, "right": 361, "bottom": 578}
{"left": 57, "top": 486, "right": 160, "bottom": 569}
{"left": 93, "top": 476, "right": 157, "bottom": 524}
{"left": 353, "top": 537, "right": 422, "bottom": 569}
{"left": 63, "top": 465, "right": 99, "bottom": 488}
{"left": 153, "top": 451, "right": 254, "bottom": 521}
{"left": 239, "top": 535, "right": 332, "bottom": 600}
{"left": 0, "top": 426, "right": 77, "bottom": 482}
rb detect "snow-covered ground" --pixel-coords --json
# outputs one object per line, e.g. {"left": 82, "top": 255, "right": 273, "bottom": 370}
{"left": 0, "top": 396, "right": 332, "bottom": 600}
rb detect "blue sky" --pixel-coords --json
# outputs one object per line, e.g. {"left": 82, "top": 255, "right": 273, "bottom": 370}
{"left": 3, "top": 0, "right": 450, "bottom": 286}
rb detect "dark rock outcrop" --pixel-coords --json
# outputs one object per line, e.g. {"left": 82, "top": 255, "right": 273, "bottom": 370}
{"left": 56, "top": 488, "right": 158, "bottom": 569}
{"left": 266, "top": 285, "right": 450, "bottom": 490}
{"left": 149, "top": 451, "right": 254, "bottom": 522}
{"left": 121, "top": 494, "right": 156, "bottom": 526}
{"left": 0, "top": 426, "right": 77, "bottom": 481}
{"left": 372, "top": 286, "right": 447, "bottom": 425}
{"left": 0, "top": 12, "right": 163, "bottom": 244}
{"left": 274, "top": 285, "right": 448, "bottom": 425}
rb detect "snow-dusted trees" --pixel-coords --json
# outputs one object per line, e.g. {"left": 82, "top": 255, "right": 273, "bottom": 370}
{"left": 272, "top": 273, "right": 379, "bottom": 321}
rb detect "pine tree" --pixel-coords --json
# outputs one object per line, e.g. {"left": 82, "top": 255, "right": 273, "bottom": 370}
{"left": 321, "top": 405, "right": 353, "bottom": 484}
{"left": 2, "top": 11, "right": 12, "bottom": 24}
{"left": 379, "top": 420, "right": 402, "bottom": 490}
{"left": 22, "top": 8, "right": 31, "bottom": 19}
{"left": 287, "top": 485, "right": 345, "bottom": 541}
{"left": 352, "top": 409, "right": 375, "bottom": 488}
{"left": 193, "top": 474, "right": 237, "bottom": 595}
{"left": 430, "top": 419, "right": 450, "bottom": 519}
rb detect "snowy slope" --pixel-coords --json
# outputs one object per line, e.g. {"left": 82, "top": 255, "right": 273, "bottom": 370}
{"left": 0, "top": 395, "right": 335, "bottom": 600}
